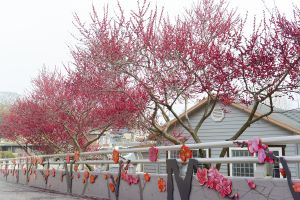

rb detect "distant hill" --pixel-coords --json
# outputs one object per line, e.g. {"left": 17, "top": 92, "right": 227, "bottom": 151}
{"left": 0, "top": 92, "right": 20, "bottom": 105}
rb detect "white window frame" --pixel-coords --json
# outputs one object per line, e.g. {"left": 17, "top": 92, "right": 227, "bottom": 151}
{"left": 167, "top": 148, "right": 209, "bottom": 159}
{"left": 229, "top": 147, "right": 283, "bottom": 178}
{"left": 229, "top": 147, "right": 256, "bottom": 177}
{"left": 269, "top": 147, "right": 283, "bottom": 178}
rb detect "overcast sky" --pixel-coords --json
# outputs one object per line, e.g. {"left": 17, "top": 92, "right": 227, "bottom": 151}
{"left": 0, "top": 0, "right": 299, "bottom": 97}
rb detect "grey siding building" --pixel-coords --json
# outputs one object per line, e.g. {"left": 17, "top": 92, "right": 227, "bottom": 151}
{"left": 144, "top": 101, "right": 300, "bottom": 178}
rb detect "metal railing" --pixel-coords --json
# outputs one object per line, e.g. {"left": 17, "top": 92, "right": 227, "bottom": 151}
{"left": 1, "top": 135, "right": 300, "bottom": 170}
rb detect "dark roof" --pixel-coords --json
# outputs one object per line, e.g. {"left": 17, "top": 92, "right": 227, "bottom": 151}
{"left": 281, "top": 109, "right": 300, "bottom": 124}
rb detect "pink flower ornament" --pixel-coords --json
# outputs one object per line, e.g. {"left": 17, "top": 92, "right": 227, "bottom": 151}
{"left": 247, "top": 137, "right": 260, "bottom": 155}
{"left": 207, "top": 168, "right": 222, "bottom": 189}
{"left": 265, "top": 151, "right": 274, "bottom": 164}
{"left": 247, "top": 179, "right": 256, "bottom": 189}
{"left": 195, "top": 167, "right": 233, "bottom": 198}
{"left": 216, "top": 178, "right": 232, "bottom": 198}
{"left": 127, "top": 175, "right": 139, "bottom": 185}
{"left": 149, "top": 146, "right": 158, "bottom": 162}
{"left": 257, "top": 148, "right": 266, "bottom": 163}
{"left": 196, "top": 168, "right": 208, "bottom": 185}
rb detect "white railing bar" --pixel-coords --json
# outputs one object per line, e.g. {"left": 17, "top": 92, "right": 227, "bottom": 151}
{"left": 1, "top": 135, "right": 300, "bottom": 161}
{"left": 2, "top": 156, "right": 300, "bottom": 165}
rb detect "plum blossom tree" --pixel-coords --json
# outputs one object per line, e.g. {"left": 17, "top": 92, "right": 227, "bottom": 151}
{"left": 0, "top": 70, "right": 145, "bottom": 154}
{"left": 72, "top": 0, "right": 241, "bottom": 160}
{"left": 72, "top": 0, "right": 300, "bottom": 166}
{"left": 2, "top": 0, "right": 300, "bottom": 166}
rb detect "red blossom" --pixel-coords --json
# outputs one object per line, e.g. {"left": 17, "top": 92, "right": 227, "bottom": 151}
{"left": 179, "top": 145, "right": 192, "bottom": 162}
{"left": 280, "top": 168, "right": 286, "bottom": 177}
{"left": 112, "top": 149, "right": 120, "bottom": 164}
{"left": 215, "top": 178, "right": 232, "bottom": 198}
{"left": 196, "top": 168, "right": 208, "bottom": 186}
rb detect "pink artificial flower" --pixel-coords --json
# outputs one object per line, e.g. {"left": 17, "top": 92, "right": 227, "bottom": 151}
{"left": 149, "top": 146, "right": 159, "bottom": 162}
{"left": 207, "top": 168, "right": 221, "bottom": 189}
{"left": 265, "top": 151, "right": 274, "bottom": 164}
{"left": 260, "top": 143, "right": 268, "bottom": 149}
{"left": 208, "top": 168, "right": 221, "bottom": 179}
{"left": 216, "top": 178, "right": 232, "bottom": 198}
{"left": 247, "top": 137, "right": 261, "bottom": 155}
{"left": 127, "top": 175, "right": 139, "bottom": 185}
{"left": 247, "top": 179, "right": 256, "bottom": 189}
{"left": 196, "top": 168, "right": 208, "bottom": 186}
{"left": 257, "top": 148, "right": 266, "bottom": 163}
{"left": 206, "top": 178, "right": 215, "bottom": 189}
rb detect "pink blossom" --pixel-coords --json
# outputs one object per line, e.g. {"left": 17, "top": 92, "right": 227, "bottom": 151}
{"left": 149, "top": 146, "right": 159, "bottom": 162}
{"left": 257, "top": 148, "right": 266, "bottom": 163}
{"left": 196, "top": 168, "right": 208, "bottom": 185}
{"left": 126, "top": 175, "right": 139, "bottom": 185}
{"left": 216, "top": 178, "right": 232, "bottom": 198}
{"left": 207, "top": 168, "right": 221, "bottom": 189}
{"left": 208, "top": 168, "right": 221, "bottom": 178}
{"left": 247, "top": 137, "right": 260, "bottom": 155}
{"left": 247, "top": 179, "right": 256, "bottom": 189}
{"left": 265, "top": 151, "right": 274, "bottom": 164}
{"left": 206, "top": 178, "right": 215, "bottom": 189}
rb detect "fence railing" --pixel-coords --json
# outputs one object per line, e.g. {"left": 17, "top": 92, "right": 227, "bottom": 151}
{"left": 1, "top": 135, "right": 300, "bottom": 200}
{"left": 0, "top": 135, "right": 300, "bottom": 171}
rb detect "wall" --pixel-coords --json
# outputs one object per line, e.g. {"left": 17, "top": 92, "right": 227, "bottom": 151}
{"left": 0, "top": 168, "right": 296, "bottom": 200}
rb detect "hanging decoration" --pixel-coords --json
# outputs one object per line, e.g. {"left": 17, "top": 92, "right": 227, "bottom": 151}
{"left": 112, "top": 149, "right": 120, "bottom": 164}
{"left": 90, "top": 174, "right": 97, "bottom": 184}
{"left": 149, "top": 146, "right": 159, "bottom": 162}
{"left": 179, "top": 145, "right": 192, "bottom": 162}
{"left": 157, "top": 178, "right": 166, "bottom": 192}
{"left": 144, "top": 173, "right": 151, "bottom": 182}
{"left": 65, "top": 154, "right": 71, "bottom": 164}
{"left": 83, "top": 170, "right": 90, "bottom": 184}
{"left": 247, "top": 180, "right": 256, "bottom": 190}
{"left": 51, "top": 168, "right": 56, "bottom": 177}
{"left": 74, "top": 151, "right": 80, "bottom": 162}
{"left": 109, "top": 182, "right": 115, "bottom": 192}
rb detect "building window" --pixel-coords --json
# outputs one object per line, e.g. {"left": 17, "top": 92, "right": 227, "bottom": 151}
{"left": 168, "top": 149, "right": 209, "bottom": 168}
{"left": 229, "top": 147, "right": 283, "bottom": 178}
{"left": 269, "top": 147, "right": 283, "bottom": 178}
{"left": 230, "top": 148, "right": 255, "bottom": 177}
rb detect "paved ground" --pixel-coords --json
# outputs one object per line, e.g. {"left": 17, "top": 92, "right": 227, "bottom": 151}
{"left": 0, "top": 181, "right": 102, "bottom": 200}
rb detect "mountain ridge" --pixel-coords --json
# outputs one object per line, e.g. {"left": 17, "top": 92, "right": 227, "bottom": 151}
{"left": 0, "top": 92, "right": 20, "bottom": 105}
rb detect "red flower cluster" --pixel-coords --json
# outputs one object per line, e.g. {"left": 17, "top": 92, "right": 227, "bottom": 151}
{"left": 112, "top": 149, "right": 120, "bottom": 164}
{"left": 158, "top": 178, "right": 166, "bottom": 192}
{"left": 179, "top": 145, "right": 192, "bottom": 162}
{"left": 144, "top": 173, "right": 151, "bottom": 182}
{"left": 196, "top": 168, "right": 232, "bottom": 198}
